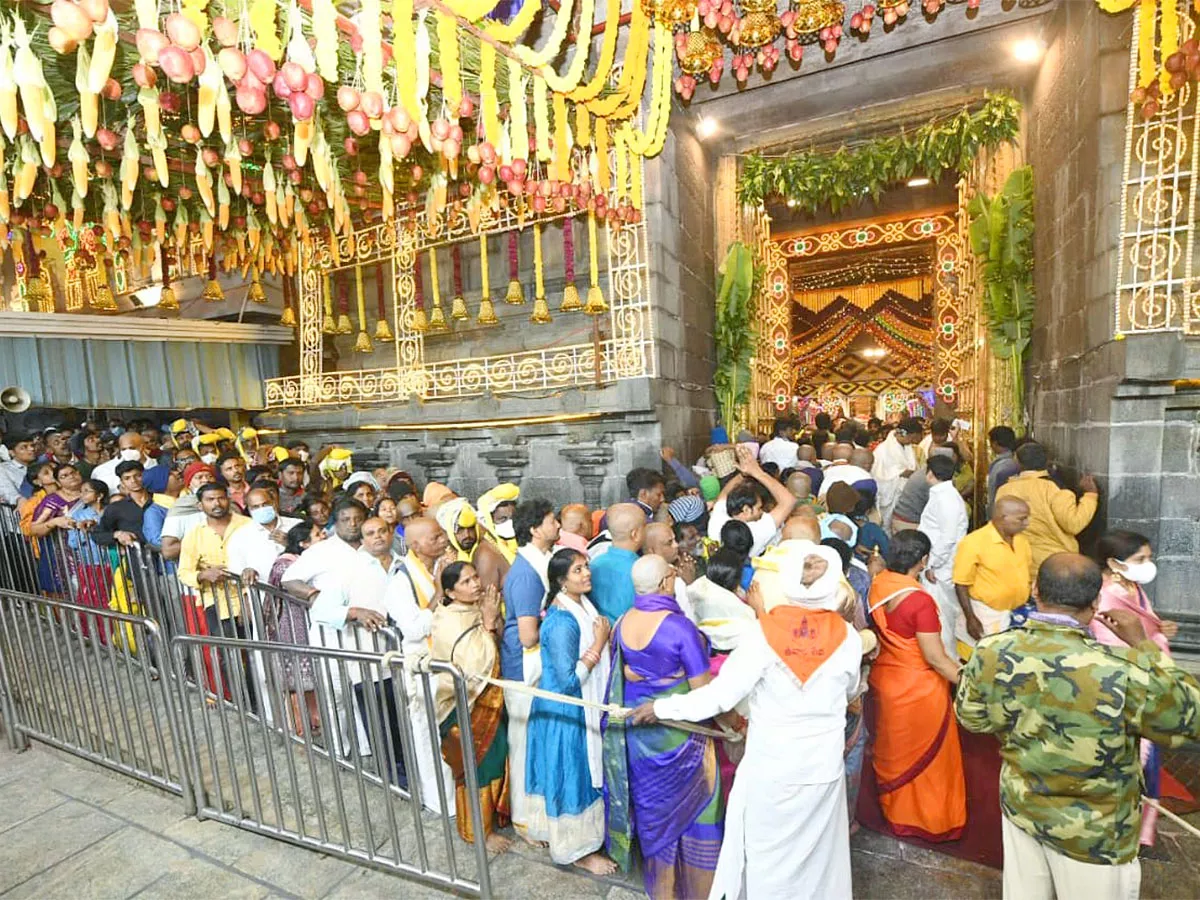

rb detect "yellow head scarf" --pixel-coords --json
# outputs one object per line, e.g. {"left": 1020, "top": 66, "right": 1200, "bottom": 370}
{"left": 319, "top": 447, "right": 353, "bottom": 489}
{"left": 434, "top": 498, "right": 479, "bottom": 562}
{"left": 477, "top": 483, "right": 520, "bottom": 563}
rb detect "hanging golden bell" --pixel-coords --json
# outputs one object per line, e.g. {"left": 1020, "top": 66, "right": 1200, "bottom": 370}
{"left": 477, "top": 295, "right": 499, "bottom": 326}
{"left": 202, "top": 278, "right": 224, "bottom": 302}
{"left": 530, "top": 294, "right": 553, "bottom": 324}
{"left": 375, "top": 317, "right": 394, "bottom": 340}
{"left": 354, "top": 330, "right": 374, "bottom": 353}
{"left": 336, "top": 313, "right": 353, "bottom": 334}
{"left": 159, "top": 286, "right": 179, "bottom": 310}
{"left": 280, "top": 305, "right": 297, "bottom": 327}
{"left": 248, "top": 274, "right": 267, "bottom": 303}
{"left": 505, "top": 278, "right": 525, "bottom": 305}
{"left": 583, "top": 285, "right": 609, "bottom": 315}
{"left": 560, "top": 282, "right": 582, "bottom": 312}
{"left": 428, "top": 301, "right": 450, "bottom": 333}
{"left": 410, "top": 306, "right": 429, "bottom": 333}
{"left": 450, "top": 293, "right": 469, "bottom": 321}
{"left": 323, "top": 314, "right": 336, "bottom": 334}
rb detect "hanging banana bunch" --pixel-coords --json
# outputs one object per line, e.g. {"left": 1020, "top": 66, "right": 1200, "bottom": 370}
{"left": 0, "top": 135, "right": 10, "bottom": 225}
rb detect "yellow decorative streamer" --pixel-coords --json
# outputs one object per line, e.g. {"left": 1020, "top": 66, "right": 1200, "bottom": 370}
{"left": 569, "top": 0, "right": 624, "bottom": 102}
{"left": 394, "top": 0, "right": 419, "bottom": 119}
{"left": 480, "top": 44, "right": 502, "bottom": 146}
{"left": 586, "top": 5, "right": 651, "bottom": 117}
{"left": 533, "top": 77, "right": 552, "bottom": 162}
{"left": 322, "top": 272, "right": 334, "bottom": 333}
{"left": 522, "top": 0, "right": 597, "bottom": 93}
{"left": 595, "top": 117, "right": 611, "bottom": 193}
{"left": 534, "top": 223, "right": 544, "bottom": 297}
{"left": 437, "top": 12, "right": 462, "bottom": 110}
{"left": 575, "top": 104, "right": 591, "bottom": 147}
{"left": 553, "top": 92, "right": 571, "bottom": 181}
{"left": 508, "top": 58, "right": 529, "bottom": 161}
{"left": 512, "top": 0, "right": 576, "bottom": 67}
{"left": 1160, "top": 0, "right": 1178, "bottom": 95}
{"left": 480, "top": 232, "right": 490, "bottom": 296}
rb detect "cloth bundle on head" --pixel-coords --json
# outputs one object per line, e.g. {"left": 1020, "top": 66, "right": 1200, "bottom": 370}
{"left": 667, "top": 494, "right": 706, "bottom": 525}
{"left": 318, "top": 448, "right": 353, "bottom": 489}
{"left": 774, "top": 542, "right": 845, "bottom": 610}
{"left": 270, "top": 446, "right": 291, "bottom": 463}
{"left": 477, "top": 483, "right": 520, "bottom": 562}
{"left": 235, "top": 427, "right": 258, "bottom": 461}
{"left": 344, "top": 471, "right": 380, "bottom": 493}
{"left": 434, "top": 497, "right": 479, "bottom": 561}
{"left": 824, "top": 482, "right": 861, "bottom": 516}
{"left": 710, "top": 426, "right": 730, "bottom": 445}
{"left": 820, "top": 513, "right": 859, "bottom": 549}
{"left": 760, "top": 541, "right": 852, "bottom": 684}
{"left": 632, "top": 554, "right": 671, "bottom": 595}
{"left": 215, "top": 427, "right": 236, "bottom": 442}
{"left": 699, "top": 475, "right": 721, "bottom": 502}
{"left": 422, "top": 481, "right": 457, "bottom": 512}
{"left": 191, "top": 432, "right": 222, "bottom": 455}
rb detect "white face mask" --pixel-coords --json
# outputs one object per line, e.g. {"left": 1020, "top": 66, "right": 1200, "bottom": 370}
{"left": 1119, "top": 559, "right": 1157, "bottom": 585}
{"left": 298, "top": 450, "right": 310, "bottom": 463}
{"left": 200, "top": 452, "right": 218, "bottom": 465}
{"left": 119, "top": 448, "right": 142, "bottom": 462}
{"left": 495, "top": 520, "right": 516, "bottom": 540}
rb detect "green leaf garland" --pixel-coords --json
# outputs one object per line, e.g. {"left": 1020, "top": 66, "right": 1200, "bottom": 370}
{"left": 736, "top": 92, "right": 1022, "bottom": 212}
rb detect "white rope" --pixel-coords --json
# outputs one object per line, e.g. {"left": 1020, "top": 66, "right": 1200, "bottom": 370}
{"left": 1144, "top": 797, "right": 1200, "bottom": 842}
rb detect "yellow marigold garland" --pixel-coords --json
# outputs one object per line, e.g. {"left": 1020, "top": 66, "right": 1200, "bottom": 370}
{"left": 480, "top": 43, "right": 502, "bottom": 146}
{"left": 528, "top": 0, "right": 597, "bottom": 93}
{"left": 623, "top": 25, "right": 672, "bottom": 158}
{"left": 553, "top": 91, "right": 571, "bottom": 181}
{"left": 436, "top": 12, "right": 462, "bottom": 110}
{"left": 508, "top": 58, "right": 529, "bottom": 161}
{"left": 485, "top": 0, "right": 542, "bottom": 41}
{"left": 394, "top": 0, "right": 419, "bottom": 119}
{"left": 533, "top": 76, "right": 552, "bottom": 162}
{"left": 569, "top": 0, "right": 624, "bottom": 102}
{"left": 586, "top": 5, "right": 651, "bottom": 117}
{"left": 513, "top": 0, "right": 576, "bottom": 67}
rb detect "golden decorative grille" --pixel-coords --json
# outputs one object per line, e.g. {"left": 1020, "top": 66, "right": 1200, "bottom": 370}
{"left": 1115, "top": 0, "right": 1200, "bottom": 334}
{"left": 266, "top": 177, "right": 655, "bottom": 409}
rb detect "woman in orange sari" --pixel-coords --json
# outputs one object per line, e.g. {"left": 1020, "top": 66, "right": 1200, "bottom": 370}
{"left": 867, "top": 530, "right": 966, "bottom": 841}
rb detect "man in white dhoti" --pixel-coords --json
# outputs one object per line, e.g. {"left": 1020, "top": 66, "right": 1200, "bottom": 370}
{"left": 632, "top": 542, "right": 862, "bottom": 900}
{"left": 872, "top": 418, "right": 923, "bottom": 533}
{"left": 917, "top": 455, "right": 970, "bottom": 657}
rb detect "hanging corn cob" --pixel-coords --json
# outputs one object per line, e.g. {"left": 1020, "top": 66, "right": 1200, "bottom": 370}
{"left": 76, "top": 43, "right": 98, "bottom": 139}
{"left": 88, "top": 10, "right": 118, "bottom": 94}
{"left": 69, "top": 117, "right": 88, "bottom": 198}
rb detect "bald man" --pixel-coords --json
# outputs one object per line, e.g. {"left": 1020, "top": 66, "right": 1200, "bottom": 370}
{"left": 558, "top": 502, "right": 593, "bottom": 553}
{"left": 751, "top": 517, "right": 826, "bottom": 611}
{"left": 819, "top": 444, "right": 877, "bottom": 504}
{"left": 589, "top": 503, "right": 645, "bottom": 624}
{"left": 644, "top": 521, "right": 698, "bottom": 621}
{"left": 952, "top": 496, "right": 1033, "bottom": 656}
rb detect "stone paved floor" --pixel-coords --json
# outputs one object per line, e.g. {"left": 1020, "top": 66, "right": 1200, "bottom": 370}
{"left": 0, "top": 740, "right": 1196, "bottom": 899}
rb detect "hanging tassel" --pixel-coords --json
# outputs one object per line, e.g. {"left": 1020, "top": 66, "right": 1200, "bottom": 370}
{"left": 450, "top": 243, "right": 468, "bottom": 320}
{"left": 411, "top": 250, "right": 429, "bottom": 333}
{"left": 477, "top": 232, "right": 498, "bottom": 326}
{"left": 560, "top": 216, "right": 581, "bottom": 311}
{"left": 335, "top": 273, "right": 353, "bottom": 333}
{"left": 505, "top": 230, "right": 524, "bottom": 304}
{"left": 159, "top": 246, "right": 179, "bottom": 310}
{"left": 279, "top": 272, "right": 297, "bottom": 326}
{"left": 583, "top": 210, "right": 608, "bottom": 315}
{"left": 374, "top": 261, "right": 393, "bottom": 339}
{"left": 530, "top": 222, "right": 552, "bottom": 323}
{"left": 248, "top": 266, "right": 267, "bottom": 303}
{"left": 322, "top": 272, "right": 336, "bottom": 333}
{"left": 353, "top": 263, "right": 373, "bottom": 352}
{"left": 202, "top": 253, "right": 224, "bottom": 301}
{"left": 428, "top": 248, "right": 449, "bottom": 333}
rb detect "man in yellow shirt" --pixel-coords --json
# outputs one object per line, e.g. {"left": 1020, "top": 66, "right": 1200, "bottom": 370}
{"left": 952, "top": 497, "right": 1032, "bottom": 656}
{"left": 995, "top": 443, "right": 1099, "bottom": 580}
{"left": 177, "top": 482, "right": 252, "bottom": 638}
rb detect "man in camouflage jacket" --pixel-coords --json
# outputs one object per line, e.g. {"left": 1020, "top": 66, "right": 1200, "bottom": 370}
{"left": 956, "top": 552, "right": 1200, "bottom": 899}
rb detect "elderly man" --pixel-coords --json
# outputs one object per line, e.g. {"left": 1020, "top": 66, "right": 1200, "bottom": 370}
{"left": 818, "top": 444, "right": 875, "bottom": 502}
{"left": 956, "top": 553, "right": 1200, "bottom": 900}
{"left": 952, "top": 497, "right": 1033, "bottom": 655}
{"left": 92, "top": 431, "right": 159, "bottom": 495}
{"left": 708, "top": 446, "right": 798, "bottom": 557}
{"left": 872, "top": 417, "right": 923, "bottom": 532}
{"left": 644, "top": 521, "right": 698, "bottom": 621}
{"left": 590, "top": 503, "right": 646, "bottom": 623}
{"left": 996, "top": 443, "right": 1099, "bottom": 581}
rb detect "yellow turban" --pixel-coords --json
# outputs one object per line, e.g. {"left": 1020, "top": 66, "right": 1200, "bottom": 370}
{"left": 435, "top": 498, "right": 479, "bottom": 562}
{"left": 477, "top": 483, "right": 520, "bottom": 563}
{"left": 191, "top": 432, "right": 222, "bottom": 454}
{"left": 319, "top": 448, "right": 353, "bottom": 488}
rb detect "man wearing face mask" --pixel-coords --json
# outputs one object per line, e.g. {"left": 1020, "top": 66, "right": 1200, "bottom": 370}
{"left": 193, "top": 432, "right": 223, "bottom": 468}
{"left": 227, "top": 487, "right": 304, "bottom": 586}
{"left": 92, "top": 432, "right": 159, "bottom": 496}
{"left": 477, "top": 483, "right": 520, "bottom": 564}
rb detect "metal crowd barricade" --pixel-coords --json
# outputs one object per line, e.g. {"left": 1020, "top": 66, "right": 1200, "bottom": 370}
{"left": 0, "top": 512, "right": 494, "bottom": 897}
{"left": 169, "top": 635, "right": 492, "bottom": 897}
{"left": 0, "top": 589, "right": 190, "bottom": 802}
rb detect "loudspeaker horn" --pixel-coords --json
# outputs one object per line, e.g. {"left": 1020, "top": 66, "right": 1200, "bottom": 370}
{"left": 0, "top": 386, "right": 31, "bottom": 414}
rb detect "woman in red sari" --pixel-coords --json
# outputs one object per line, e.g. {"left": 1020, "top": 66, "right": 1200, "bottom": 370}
{"left": 867, "top": 530, "right": 966, "bottom": 841}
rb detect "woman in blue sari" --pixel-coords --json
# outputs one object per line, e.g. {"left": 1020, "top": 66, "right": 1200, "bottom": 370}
{"left": 605, "top": 554, "right": 724, "bottom": 899}
{"left": 525, "top": 548, "right": 617, "bottom": 875}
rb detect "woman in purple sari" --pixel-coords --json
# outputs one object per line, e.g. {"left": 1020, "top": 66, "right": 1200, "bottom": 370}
{"left": 604, "top": 555, "right": 724, "bottom": 899}
{"left": 29, "top": 463, "right": 84, "bottom": 595}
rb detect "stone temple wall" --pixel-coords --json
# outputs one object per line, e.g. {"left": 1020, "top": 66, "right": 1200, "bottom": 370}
{"left": 1026, "top": 1, "right": 1200, "bottom": 646}
{"left": 257, "top": 116, "right": 718, "bottom": 509}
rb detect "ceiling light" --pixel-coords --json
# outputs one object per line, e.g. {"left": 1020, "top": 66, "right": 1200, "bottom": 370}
{"left": 697, "top": 116, "right": 719, "bottom": 139}
{"left": 786, "top": 197, "right": 797, "bottom": 208}
{"left": 860, "top": 346, "right": 888, "bottom": 360}
{"left": 133, "top": 285, "right": 163, "bottom": 308}
{"left": 1012, "top": 37, "right": 1045, "bottom": 63}
{"left": 906, "top": 177, "right": 931, "bottom": 188}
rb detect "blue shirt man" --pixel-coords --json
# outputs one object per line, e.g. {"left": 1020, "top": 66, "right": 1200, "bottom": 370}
{"left": 588, "top": 502, "right": 646, "bottom": 624}
{"left": 500, "top": 500, "right": 560, "bottom": 681}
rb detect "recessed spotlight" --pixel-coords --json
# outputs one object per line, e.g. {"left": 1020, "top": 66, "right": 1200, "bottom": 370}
{"left": 697, "top": 116, "right": 719, "bottom": 139}
{"left": 906, "top": 177, "right": 932, "bottom": 188}
{"left": 1012, "top": 37, "right": 1045, "bottom": 63}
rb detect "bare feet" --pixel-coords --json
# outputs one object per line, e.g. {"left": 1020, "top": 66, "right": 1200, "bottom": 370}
{"left": 516, "top": 831, "right": 548, "bottom": 849}
{"left": 573, "top": 852, "right": 618, "bottom": 876}
{"left": 485, "top": 833, "right": 512, "bottom": 855}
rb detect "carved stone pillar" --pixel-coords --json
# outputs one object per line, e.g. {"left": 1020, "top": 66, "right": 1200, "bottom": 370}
{"left": 480, "top": 443, "right": 531, "bottom": 485}
{"left": 409, "top": 445, "right": 457, "bottom": 486}
{"left": 559, "top": 438, "right": 615, "bottom": 510}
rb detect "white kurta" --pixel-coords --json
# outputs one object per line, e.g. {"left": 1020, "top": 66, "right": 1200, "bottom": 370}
{"left": 654, "top": 622, "right": 862, "bottom": 900}
{"left": 871, "top": 433, "right": 916, "bottom": 532}
{"left": 918, "top": 480, "right": 969, "bottom": 657}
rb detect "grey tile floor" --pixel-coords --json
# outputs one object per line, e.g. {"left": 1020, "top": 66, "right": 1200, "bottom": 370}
{"left": 0, "top": 740, "right": 1196, "bottom": 899}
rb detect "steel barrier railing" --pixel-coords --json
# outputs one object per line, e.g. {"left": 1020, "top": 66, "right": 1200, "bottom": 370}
{"left": 0, "top": 504, "right": 492, "bottom": 897}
